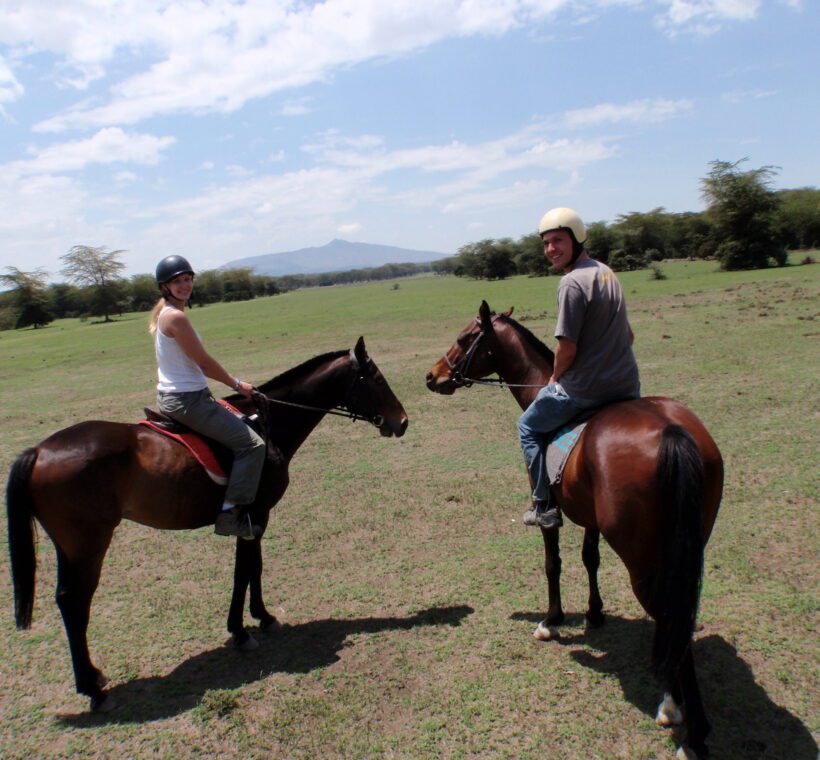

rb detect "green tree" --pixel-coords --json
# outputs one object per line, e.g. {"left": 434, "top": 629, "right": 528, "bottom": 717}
{"left": 585, "top": 221, "right": 618, "bottom": 263}
{"left": 613, "top": 208, "right": 671, "bottom": 259}
{"left": 128, "top": 274, "right": 158, "bottom": 312}
{"left": 221, "top": 268, "right": 255, "bottom": 302}
{"left": 48, "top": 283, "right": 85, "bottom": 318}
{"left": 0, "top": 267, "right": 54, "bottom": 329}
{"left": 776, "top": 187, "right": 820, "bottom": 249}
{"left": 701, "top": 159, "right": 787, "bottom": 270}
{"left": 60, "top": 245, "right": 127, "bottom": 321}
{"left": 514, "top": 233, "right": 549, "bottom": 276}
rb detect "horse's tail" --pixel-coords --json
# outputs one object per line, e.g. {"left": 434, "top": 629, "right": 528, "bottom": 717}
{"left": 6, "top": 448, "right": 39, "bottom": 629}
{"left": 651, "top": 424, "right": 705, "bottom": 686}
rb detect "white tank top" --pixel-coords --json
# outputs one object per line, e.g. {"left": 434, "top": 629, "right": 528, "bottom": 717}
{"left": 155, "top": 306, "right": 208, "bottom": 392}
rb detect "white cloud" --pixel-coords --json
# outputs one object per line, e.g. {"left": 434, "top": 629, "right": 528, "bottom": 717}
{"left": 0, "top": 0, "right": 768, "bottom": 132}
{"left": 3, "top": 128, "right": 175, "bottom": 178}
{"left": 281, "top": 97, "right": 313, "bottom": 117}
{"left": 563, "top": 98, "right": 694, "bottom": 128}
{"left": 722, "top": 88, "right": 777, "bottom": 103}
{"left": 115, "top": 170, "right": 137, "bottom": 183}
{"left": 338, "top": 222, "right": 362, "bottom": 235}
{"left": 226, "top": 164, "right": 254, "bottom": 177}
{"left": 0, "top": 53, "right": 24, "bottom": 106}
{"left": 657, "top": 0, "right": 761, "bottom": 34}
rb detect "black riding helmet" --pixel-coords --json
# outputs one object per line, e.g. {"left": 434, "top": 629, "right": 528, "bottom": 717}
{"left": 155, "top": 255, "right": 195, "bottom": 286}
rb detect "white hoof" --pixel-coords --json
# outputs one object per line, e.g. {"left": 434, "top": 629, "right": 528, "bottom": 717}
{"left": 656, "top": 693, "right": 683, "bottom": 727}
{"left": 533, "top": 621, "right": 559, "bottom": 641}
{"left": 676, "top": 745, "right": 698, "bottom": 760}
{"left": 234, "top": 633, "right": 259, "bottom": 651}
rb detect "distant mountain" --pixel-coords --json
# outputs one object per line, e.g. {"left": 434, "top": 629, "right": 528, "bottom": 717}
{"left": 221, "top": 239, "right": 450, "bottom": 276}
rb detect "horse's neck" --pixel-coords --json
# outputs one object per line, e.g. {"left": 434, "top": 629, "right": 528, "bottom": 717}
{"left": 498, "top": 327, "right": 553, "bottom": 409}
{"left": 268, "top": 355, "right": 352, "bottom": 458}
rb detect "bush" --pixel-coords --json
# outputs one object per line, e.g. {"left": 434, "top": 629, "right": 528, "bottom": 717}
{"left": 649, "top": 263, "right": 667, "bottom": 280}
{"left": 608, "top": 249, "right": 650, "bottom": 272}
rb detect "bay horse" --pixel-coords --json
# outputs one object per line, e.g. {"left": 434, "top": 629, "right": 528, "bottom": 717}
{"left": 426, "top": 302, "right": 722, "bottom": 759}
{"left": 7, "top": 336, "right": 407, "bottom": 712}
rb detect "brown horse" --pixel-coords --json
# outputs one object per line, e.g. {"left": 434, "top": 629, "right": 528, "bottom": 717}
{"left": 426, "top": 302, "right": 723, "bottom": 759}
{"left": 7, "top": 337, "right": 407, "bottom": 712}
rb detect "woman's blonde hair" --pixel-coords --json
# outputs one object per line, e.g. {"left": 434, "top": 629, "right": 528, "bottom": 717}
{"left": 148, "top": 297, "right": 166, "bottom": 335}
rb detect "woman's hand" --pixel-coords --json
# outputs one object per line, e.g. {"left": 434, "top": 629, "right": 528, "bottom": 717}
{"left": 234, "top": 379, "right": 254, "bottom": 398}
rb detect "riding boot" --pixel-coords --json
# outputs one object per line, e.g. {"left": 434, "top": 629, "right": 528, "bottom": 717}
{"left": 214, "top": 506, "right": 261, "bottom": 540}
{"left": 522, "top": 496, "right": 563, "bottom": 530}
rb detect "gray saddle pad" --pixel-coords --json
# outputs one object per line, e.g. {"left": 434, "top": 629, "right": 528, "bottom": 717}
{"left": 545, "top": 411, "right": 596, "bottom": 485}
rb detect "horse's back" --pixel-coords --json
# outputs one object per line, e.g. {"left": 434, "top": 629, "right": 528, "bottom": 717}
{"left": 29, "top": 420, "right": 221, "bottom": 537}
{"left": 562, "top": 396, "right": 723, "bottom": 572}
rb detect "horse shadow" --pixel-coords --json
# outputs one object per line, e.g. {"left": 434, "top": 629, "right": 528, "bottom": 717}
{"left": 57, "top": 605, "right": 473, "bottom": 726}
{"left": 511, "top": 612, "right": 817, "bottom": 759}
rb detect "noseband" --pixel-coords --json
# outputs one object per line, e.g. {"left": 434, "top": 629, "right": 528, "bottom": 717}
{"left": 443, "top": 318, "right": 486, "bottom": 387}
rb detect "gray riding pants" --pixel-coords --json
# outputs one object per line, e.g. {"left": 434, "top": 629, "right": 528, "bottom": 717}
{"left": 157, "top": 387, "right": 266, "bottom": 505}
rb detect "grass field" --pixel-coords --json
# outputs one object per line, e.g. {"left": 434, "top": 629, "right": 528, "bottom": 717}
{"left": 0, "top": 258, "right": 817, "bottom": 759}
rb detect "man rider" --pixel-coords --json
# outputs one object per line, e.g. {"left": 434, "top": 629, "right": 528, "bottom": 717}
{"left": 519, "top": 207, "right": 640, "bottom": 529}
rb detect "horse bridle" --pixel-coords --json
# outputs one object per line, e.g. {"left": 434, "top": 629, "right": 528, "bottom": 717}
{"left": 443, "top": 318, "right": 487, "bottom": 387}
{"left": 251, "top": 351, "right": 385, "bottom": 428}
{"left": 441, "top": 316, "right": 544, "bottom": 390}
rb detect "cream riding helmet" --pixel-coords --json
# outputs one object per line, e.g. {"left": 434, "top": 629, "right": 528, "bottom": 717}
{"left": 538, "top": 207, "right": 587, "bottom": 264}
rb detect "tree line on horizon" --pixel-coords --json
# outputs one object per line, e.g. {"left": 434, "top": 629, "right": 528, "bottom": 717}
{"left": 438, "top": 163, "right": 818, "bottom": 280}
{"left": 1, "top": 159, "right": 817, "bottom": 330}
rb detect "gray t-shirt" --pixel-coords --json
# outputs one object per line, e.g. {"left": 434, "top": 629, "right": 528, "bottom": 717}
{"left": 553, "top": 258, "right": 640, "bottom": 401}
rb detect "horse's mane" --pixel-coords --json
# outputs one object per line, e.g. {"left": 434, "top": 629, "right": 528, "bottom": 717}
{"left": 257, "top": 350, "right": 349, "bottom": 394}
{"left": 497, "top": 315, "right": 555, "bottom": 366}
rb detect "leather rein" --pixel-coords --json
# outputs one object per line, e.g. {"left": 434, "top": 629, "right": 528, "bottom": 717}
{"left": 250, "top": 350, "right": 385, "bottom": 429}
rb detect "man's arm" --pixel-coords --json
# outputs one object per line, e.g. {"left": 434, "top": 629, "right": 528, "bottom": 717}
{"left": 549, "top": 336, "right": 577, "bottom": 385}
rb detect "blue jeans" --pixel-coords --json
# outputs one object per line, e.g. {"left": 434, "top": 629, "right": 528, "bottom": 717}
{"left": 157, "top": 387, "right": 266, "bottom": 505}
{"left": 517, "top": 383, "right": 598, "bottom": 503}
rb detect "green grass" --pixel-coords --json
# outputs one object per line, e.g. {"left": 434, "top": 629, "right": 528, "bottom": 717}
{"left": 0, "top": 257, "right": 817, "bottom": 759}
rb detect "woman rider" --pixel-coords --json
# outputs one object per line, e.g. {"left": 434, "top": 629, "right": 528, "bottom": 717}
{"left": 149, "top": 255, "right": 266, "bottom": 539}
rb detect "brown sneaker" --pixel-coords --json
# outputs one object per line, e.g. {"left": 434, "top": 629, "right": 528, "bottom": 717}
{"left": 214, "top": 507, "right": 260, "bottom": 540}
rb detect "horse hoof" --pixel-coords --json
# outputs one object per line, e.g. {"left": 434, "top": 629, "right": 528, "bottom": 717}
{"left": 676, "top": 745, "right": 700, "bottom": 760}
{"left": 656, "top": 694, "right": 683, "bottom": 727}
{"left": 90, "top": 693, "right": 117, "bottom": 713}
{"left": 260, "top": 617, "right": 282, "bottom": 633}
{"left": 234, "top": 633, "right": 259, "bottom": 651}
{"left": 534, "top": 621, "right": 559, "bottom": 641}
{"left": 585, "top": 611, "right": 605, "bottom": 629}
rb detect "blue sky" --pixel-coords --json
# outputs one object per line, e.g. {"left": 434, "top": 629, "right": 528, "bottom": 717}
{"left": 0, "top": 0, "right": 816, "bottom": 278}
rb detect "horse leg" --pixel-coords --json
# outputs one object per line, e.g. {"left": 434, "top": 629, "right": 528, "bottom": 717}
{"left": 246, "top": 538, "right": 280, "bottom": 633}
{"left": 227, "top": 538, "right": 258, "bottom": 650}
{"left": 534, "top": 526, "right": 564, "bottom": 640}
{"left": 54, "top": 543, "right": 112, "bottom": 711}
{"left": 581, "top": 528, "right": 605, "bottom": 628}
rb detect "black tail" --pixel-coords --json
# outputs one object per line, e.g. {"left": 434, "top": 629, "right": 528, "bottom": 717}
{"left": 6, "top": 448, "right": 39, "bottom": 629}
{"left": 651, "top": 425, "right": 705, "bottom": 686}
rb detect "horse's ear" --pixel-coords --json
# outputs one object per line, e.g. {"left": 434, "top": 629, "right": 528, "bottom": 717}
{"left": 502, "top": 307, "right": 514, "bottom": 318}
{"left": 479, "top": 300, "right": 493, "bottom": 327}
{"left": 354, "top": 336, "right": 367, "bottom": 362}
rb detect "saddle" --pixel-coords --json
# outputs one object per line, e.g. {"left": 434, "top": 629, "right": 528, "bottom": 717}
{"left": 139, "top": 400, "right": 267, "bottom": 485}
{"left": 545, "top": 406, "right": 602, "bottom": 486}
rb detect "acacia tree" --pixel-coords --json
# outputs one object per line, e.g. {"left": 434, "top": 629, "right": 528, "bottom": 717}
{"left": 701, "top": 159, "right": 787, "bottom": 270}
{"left": 0, "top": 267, "right": 54, "bottom": 328}
{"left": 60, "top": 245, "right": 127, "bottom": 322}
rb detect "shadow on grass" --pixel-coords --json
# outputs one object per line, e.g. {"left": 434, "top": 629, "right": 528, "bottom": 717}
{"left": 511, "top": 612, "right": 817, "bottom": 759}
{"left": 56, "top": 604, "right": 473, "bottom": 726}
